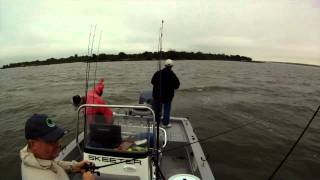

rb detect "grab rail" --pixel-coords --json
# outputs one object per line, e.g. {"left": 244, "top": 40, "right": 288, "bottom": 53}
{"left": 76, "top": 104, "right": 156, "bottom": 155}
{"left": 159, "top": 127, "right": 167, "bottom": 148}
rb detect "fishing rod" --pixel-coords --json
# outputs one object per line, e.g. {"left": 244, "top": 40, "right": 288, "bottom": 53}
{"left": 85, "top": 24, "right": 97, "bottom": 98}
{"left": 83, "top": 20, "right": 167, "bottom": 179}
{"left": 92, "top": 30, "right": 103, "bottom": 104}
{"left": 90, "top": 25, "right": 97, "bottom": 57}
{"left": 268, "top": 104, "right": 320, "bottom": 179}
{"left": 83, "top": 25, "right": 95, "bottom": 132}
{"left": 93, "top": 30, "right": 102, "bottom": 87}
{"left": 83, "top": 25, "right": 97, "bottom": 150}
{"left": 84, "top": 25, "right": 93, "bottom": 99}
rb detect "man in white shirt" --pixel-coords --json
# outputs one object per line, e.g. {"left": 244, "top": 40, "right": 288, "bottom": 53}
{"left": 20, "top": 114, "right": 95, "bottom": 180}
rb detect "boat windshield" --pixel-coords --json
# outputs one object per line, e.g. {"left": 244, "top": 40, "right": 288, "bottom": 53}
{"left": 80, "top": 105, "right": 154, "bottom": 156}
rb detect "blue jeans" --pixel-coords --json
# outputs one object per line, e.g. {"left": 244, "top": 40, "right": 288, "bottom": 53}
{"left": 152, "top": 100, "right": 171, "bottom": 126}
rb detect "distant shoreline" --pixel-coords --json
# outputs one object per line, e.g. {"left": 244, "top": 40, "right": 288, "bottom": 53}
{"left": 268, "top": 61, "right": 320, "bottom": 68}
{"left": 1, "top": 51, "right": 252, "bottom": 69}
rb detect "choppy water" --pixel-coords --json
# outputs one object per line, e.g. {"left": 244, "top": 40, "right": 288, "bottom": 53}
{"left": 0, "top": 60, "right": 320, "bottom": 180}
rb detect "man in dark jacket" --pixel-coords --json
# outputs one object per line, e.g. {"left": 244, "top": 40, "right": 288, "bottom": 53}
{"left": 151, "top": 59, "right": 180, "bottom": 128}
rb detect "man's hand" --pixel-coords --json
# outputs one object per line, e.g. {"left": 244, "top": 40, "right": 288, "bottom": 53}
{"left": 73, "top": 160, "right": 91, "bottom": 173}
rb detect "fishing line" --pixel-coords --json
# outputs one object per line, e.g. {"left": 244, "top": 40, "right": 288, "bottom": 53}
{"left": 268, "top": 104, "right": 320, "bottom": 180}
{"left": 83, "top": 105, "right": 320, "bottom": 178}
{"left": 82, "top": 118, "right": 260, "bottom": 176}
{"left": 161, "top": 119, "right": 260, "bottom": 154}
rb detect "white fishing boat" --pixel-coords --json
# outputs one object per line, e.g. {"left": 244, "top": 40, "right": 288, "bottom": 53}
{"left": 55, "top": 18, "right": 214, "bottom": 179}
{"left": 56, "top": 92, "right": 214, "bottom": 180}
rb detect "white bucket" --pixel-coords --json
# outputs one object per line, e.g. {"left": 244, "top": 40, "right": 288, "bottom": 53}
{"left": 168, "top": 174, "right": 201, "bottom": 180}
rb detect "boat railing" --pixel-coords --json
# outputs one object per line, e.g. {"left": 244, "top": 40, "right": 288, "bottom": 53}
{"left": 76, "top": 104, "right": 156, "bottom": 155}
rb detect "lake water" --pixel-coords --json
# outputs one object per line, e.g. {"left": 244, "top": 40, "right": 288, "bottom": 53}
{"left": 0, "top": 60, "right": 319, "bottom": 180}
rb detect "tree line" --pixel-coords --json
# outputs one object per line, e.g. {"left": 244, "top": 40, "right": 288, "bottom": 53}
{"left": 1, "top": 50, "right": 252, "bottom": 69}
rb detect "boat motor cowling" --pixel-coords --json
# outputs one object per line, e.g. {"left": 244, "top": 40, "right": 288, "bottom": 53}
{"left": 131, "top": 90, "right": 154, "bottom": 116}
{"left": 139, "top": 90, "right": 153, "bottom": 106}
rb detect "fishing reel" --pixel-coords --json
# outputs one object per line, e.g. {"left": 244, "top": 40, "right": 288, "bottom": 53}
{"left": 83, "top": 162, "right": 101, "bottom": 176}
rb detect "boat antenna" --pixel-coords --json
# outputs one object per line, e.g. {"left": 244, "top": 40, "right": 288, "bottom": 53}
{"left": 155, "top": 19, "right": 164, "bottom": 180}
{"left": 158, "top": 20, "right": 164, "bottom": 70}
{"left": 268, "top": 105, "right": 320, "bottom": 179}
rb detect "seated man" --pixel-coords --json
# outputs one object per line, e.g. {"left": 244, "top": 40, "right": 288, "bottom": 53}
{"left": 20, "top": 114, "right": 95, "bottom": 180}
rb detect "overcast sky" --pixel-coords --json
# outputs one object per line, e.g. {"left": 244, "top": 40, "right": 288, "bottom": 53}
{"left": 0, "top": 0, "right": 319, "bottom": 66}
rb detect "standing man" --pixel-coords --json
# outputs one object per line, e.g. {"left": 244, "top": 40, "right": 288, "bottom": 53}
{"left": 20, "top": 114, "right": 95, "bottom": 180}
{"left": 151, "top": 59, "right": 180, "bottom": 128}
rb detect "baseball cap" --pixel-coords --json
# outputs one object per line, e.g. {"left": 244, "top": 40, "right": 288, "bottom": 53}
{"left": 25, "top": 114, "right": 67, "bottom": 142}
{"left": 164, "top": 59, "right": 174, "bottom": 67}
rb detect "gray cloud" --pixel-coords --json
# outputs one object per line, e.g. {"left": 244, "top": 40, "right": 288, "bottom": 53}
{"left": 0, "top": 0, "right": 319, "bottom": 66}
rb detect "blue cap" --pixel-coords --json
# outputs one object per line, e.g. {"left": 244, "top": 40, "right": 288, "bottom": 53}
{"left": 25, "top": 114, "right": 67, "bottom": 142}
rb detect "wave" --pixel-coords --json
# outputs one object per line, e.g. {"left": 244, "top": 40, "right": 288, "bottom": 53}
{"left": 179, "top": 85, "right": 244, "bottom": 93}
{"left": 178, "top": 85, "right": 282, "bottom": 98}
{"left": 179, "top": 85, "right": 320, "bottom": 99}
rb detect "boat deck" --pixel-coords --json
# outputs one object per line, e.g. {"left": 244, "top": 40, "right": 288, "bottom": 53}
{"left": 164, "top": 119, "right": 188, "bottom": 143}
{"left": 57, "top": 116, "right": 214, "bottom": 180}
